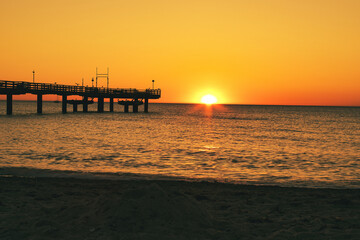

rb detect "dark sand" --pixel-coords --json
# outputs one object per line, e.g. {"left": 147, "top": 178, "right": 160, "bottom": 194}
{"left": 0, "top": 176, "right": 359, "bottom": 240}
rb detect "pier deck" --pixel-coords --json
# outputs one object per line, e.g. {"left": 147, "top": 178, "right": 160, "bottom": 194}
{"left": 0, "top": 80, "right": 161, "bottom": 115}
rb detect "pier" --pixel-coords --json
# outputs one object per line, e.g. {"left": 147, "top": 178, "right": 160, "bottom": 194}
{"left": 0, "top": 80, "right": 161, "bottom": 115}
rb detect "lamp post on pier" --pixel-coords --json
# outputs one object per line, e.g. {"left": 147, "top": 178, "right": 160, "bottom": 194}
{"left": 32, "top": 70, "right": 35, "bottom": 83}
{"left": 152, "top": 80, "right": 155, "bottom": 89}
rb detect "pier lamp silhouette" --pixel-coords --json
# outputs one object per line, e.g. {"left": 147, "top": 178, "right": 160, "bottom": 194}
{"left": 152, "top": 80, "right": 155, "bottom": 89}
{"left": 32, "top": 70, "right": 35, "bottom": 83}
{"left": 92, "top": 78, "right": 94, "bottom": 87}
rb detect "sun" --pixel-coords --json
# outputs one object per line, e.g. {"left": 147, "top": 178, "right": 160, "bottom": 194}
{"left": 201, "top": 94, "right": 218, "bottom": 105}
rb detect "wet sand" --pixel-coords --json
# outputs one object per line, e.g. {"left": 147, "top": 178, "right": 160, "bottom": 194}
{"left": 1, "top": 176, "right": 359, "bottom": 239}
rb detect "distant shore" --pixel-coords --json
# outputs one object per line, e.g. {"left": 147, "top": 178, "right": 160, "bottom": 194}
{"left": 1, "top": 175, "right": 359, "bottom": 239}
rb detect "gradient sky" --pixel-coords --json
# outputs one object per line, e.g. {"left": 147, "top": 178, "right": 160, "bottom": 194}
{"left": 1, "top": 0, "right": 359, "bottom": 106}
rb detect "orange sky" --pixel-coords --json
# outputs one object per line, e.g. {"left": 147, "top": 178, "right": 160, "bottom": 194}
{"left": 1, "top": 0, "right": 359, "bottom": 106}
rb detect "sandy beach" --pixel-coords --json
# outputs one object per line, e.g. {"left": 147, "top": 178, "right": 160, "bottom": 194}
{"left": 1, "top": 175, "right": 359, "bottom": 240}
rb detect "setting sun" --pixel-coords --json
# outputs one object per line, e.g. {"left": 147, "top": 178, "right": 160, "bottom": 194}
{"left": 201, "top": 94, "right": 217, "bottom": 105}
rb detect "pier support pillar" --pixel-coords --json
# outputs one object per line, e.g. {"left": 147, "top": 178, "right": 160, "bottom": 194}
{"left": 62, "top": 95, "right": 67, "bottom": 114}
{"left": 124, "top": 104, "right": 129, "bottom": 113}
{"left": 73, "top": 104, "right": 78, "bottom": 112}
{"left": 133, "top": 104, "right": 138, "bottom": 113}
{"left": 109, "top": 98, "right": 114, "bottom": 112}
{"left": 144, "top": 98, "right": 148, "bottom": 113}
{"left": 83, "top": 97, "right": 88, "bottom": 112}
{"left": 37, "top": 94, "right": 43, "bottom": 114}
{"left": 98, "top": 97, "right": 104, "bottom": 113}
{"left": 6, "top": 93, "right": 12, "bottom": 115}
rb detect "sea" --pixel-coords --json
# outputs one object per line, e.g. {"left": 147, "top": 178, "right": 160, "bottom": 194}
{"left": 0, "top": 101, "right": 359, "bottom": 189}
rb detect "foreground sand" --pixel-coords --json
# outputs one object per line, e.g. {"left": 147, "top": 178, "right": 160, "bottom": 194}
{"left": 0, "top": 176, "right": 359, "bottom": 240}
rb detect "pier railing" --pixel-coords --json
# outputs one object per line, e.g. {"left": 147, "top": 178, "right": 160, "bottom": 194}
{"left": 0, "top": 80, "right": 161, "bottom": 98}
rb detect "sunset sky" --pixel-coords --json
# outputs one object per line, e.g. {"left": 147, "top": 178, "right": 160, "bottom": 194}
{"left": 1, "top": 0, "right": 359, "bottom": 106}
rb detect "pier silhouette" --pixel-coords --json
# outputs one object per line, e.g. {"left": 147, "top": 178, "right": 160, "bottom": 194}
{"left": 0, "top": 80, "right": 161, "bottom": 115}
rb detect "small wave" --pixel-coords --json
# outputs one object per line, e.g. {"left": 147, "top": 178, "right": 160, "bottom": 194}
{"left": 215, "top": 116, "right": 269, "bottom": 121}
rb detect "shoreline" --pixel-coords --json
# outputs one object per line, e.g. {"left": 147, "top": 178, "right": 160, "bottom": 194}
{"left": 1, "top": 175, "right": 359, "bottom": 239}
{"left": 1, "top": 166, "right": 359, "bottom": 190}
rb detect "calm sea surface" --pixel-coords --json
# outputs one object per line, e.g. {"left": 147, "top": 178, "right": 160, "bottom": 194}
{"left": 0, "top": 101, "right": 359, "bottom": 188}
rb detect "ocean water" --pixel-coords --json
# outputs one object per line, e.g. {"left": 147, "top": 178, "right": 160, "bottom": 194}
{"left": 0, "top": 101, "right": 359, "bottom": 188}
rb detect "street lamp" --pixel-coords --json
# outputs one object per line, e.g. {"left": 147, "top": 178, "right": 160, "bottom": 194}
{"left": 152, "top": 80, "right": 155, "bottom": 89}
{"left": 32, "top": 70, "right": 35, "bottom": 83}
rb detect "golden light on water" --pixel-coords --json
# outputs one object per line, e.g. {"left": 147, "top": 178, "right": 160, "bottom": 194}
{"left": 201, "top": 94, "right": 217, "bottom": 105}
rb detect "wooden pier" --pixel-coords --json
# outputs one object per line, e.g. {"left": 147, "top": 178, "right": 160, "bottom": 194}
{"left": 0, "top": 80, "right": 161, "bottom": 115}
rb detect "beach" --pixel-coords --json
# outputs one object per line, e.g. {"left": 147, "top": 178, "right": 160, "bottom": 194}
{"left": 1, "top": 175, "right": 359, "bottom": 240}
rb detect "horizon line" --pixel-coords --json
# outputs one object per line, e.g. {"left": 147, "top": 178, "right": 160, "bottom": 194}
{"left": 1, "top": 99, "right": 359, "bottom": 108}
